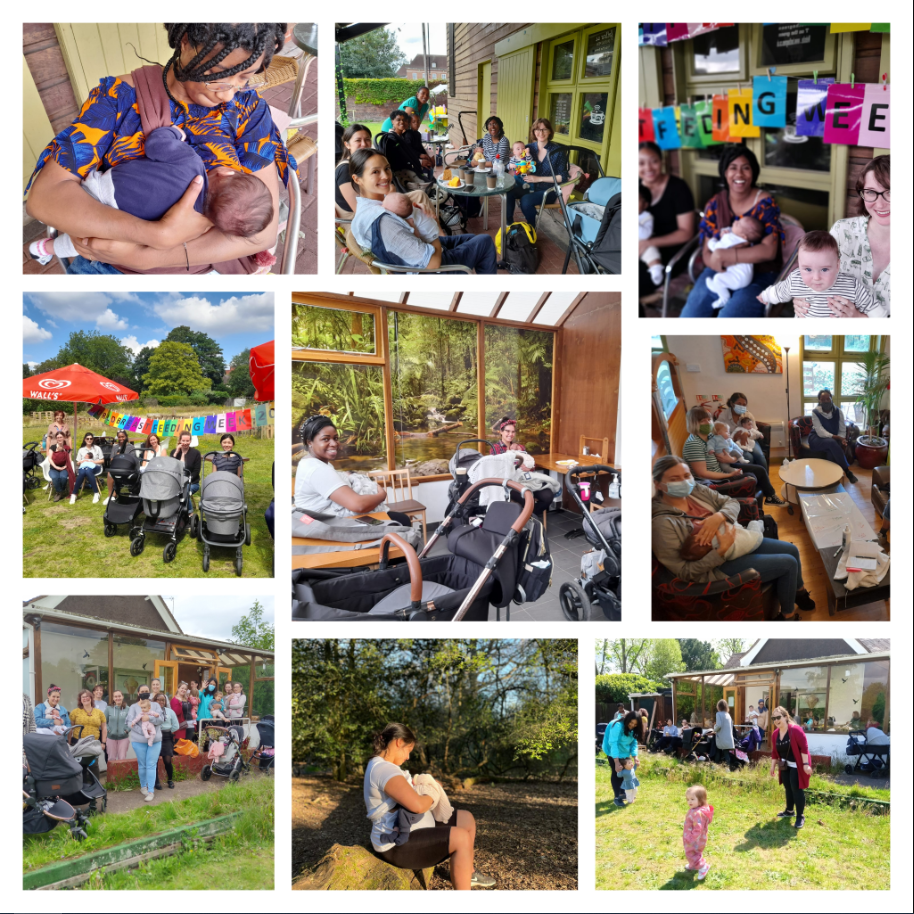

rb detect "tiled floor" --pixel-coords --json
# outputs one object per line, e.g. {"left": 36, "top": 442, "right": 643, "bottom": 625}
{"left": 425, "top": 507, "right": 602, "bottom": 622}
{"left": 22, "top": 25, "right": 318, "bottom": 275}
{"left": 339, "top": 163, "right": 581, "bottom": 276}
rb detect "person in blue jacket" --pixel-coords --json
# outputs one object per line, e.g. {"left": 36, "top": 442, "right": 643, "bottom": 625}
{"left": 34, "top": 684, "right": 71, "bottom": 732}
{"left": 602, "top": 711, "right": 644, "bottom": 807}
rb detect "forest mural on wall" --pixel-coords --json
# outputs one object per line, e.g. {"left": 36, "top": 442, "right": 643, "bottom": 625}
{"left": 293, "top": 303, "right": 377, "bottom": 354}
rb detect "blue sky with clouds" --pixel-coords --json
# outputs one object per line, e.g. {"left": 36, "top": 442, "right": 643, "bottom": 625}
{"left": 164, "top": 594, "right": 274, "bottom": 642}
{"left": 387, "top": 23, "right": 447, "bottom": 59}
{"left": 23, "top": 291, "right": 274, "bottom": 369}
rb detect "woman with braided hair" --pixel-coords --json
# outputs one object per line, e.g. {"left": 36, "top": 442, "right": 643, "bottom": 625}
{"left": 26, "top": 23, "right": 293, "bottom": 275}
{"left": 293, "top": 414, "right": 412, "bottom": 526}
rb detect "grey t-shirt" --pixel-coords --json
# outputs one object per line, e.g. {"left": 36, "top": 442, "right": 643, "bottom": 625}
{"left": 715, "top": 710, "right": 735, "bottom": 749}
{"left": 363, "top": 756, "right": 434, "bottom": 852}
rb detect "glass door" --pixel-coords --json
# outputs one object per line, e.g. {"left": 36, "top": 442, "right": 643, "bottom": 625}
{"left": 154, "top": 660, "right": 179, "bottom": 699}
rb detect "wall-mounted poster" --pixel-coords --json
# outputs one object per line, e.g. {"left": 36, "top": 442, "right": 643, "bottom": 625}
{"left": 585, "top": 27, "right": 615, "bottom": 77}
{"left": 721, "top": 335, "right": 783, "bottom": 374}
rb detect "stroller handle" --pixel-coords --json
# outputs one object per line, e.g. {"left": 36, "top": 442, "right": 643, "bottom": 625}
{"left": 457, "top": 478, "right": 535, "bottom": 532}
{"left": 202, "top": 450, "right": 244, "bottom": 478}
{"left": 455, "top": 438, "right": 494, "bottom": 455}
{"left": 378, "top": 533, "right": 424, "bottom": 608}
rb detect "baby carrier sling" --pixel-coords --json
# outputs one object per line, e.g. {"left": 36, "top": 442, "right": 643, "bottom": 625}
{"left": 291, "top": 507, "right": 421, "bottom": 554}
{"left": 111, "top": 65, "right": 262, "bottom": 276}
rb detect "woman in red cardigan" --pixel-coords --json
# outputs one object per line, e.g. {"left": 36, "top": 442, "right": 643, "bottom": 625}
{"left": 170, "top": 681, "right": 190, "bottom": 741}
{"left": 768, "top": 704, "right": 812, "bottom": 829}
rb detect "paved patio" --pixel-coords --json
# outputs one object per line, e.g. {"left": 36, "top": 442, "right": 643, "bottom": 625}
{"left": 22, "top": 24, "right": 317, "bottom": 275}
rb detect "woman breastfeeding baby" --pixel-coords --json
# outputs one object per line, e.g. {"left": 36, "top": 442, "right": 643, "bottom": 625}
{"left": 25, "top": 23, "right": 295, "bottom": 275}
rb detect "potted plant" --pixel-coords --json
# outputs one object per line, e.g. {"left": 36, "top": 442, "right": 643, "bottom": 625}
{"left": 853, "top": 350, "right": 890, "bottom": 469}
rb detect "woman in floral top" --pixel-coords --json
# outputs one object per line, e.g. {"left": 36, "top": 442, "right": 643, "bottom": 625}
{"left": 505, "top": 118, "right": 569, "bottom": 229}
{"left": 681, "top": 146, "right": 784, "bottom": 318}
{"left": 802, "top": 155, "right": 890, "bottom": 318}
{"left": 25, "top": 23, "right": 294, "bottom": 275}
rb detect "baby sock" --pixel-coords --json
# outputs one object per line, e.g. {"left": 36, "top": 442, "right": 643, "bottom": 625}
{"left": 29, "top": 238, "right": 54, "bottom": 265}
{"left": 648, "top": 263, "right": 664, "bottom": 285}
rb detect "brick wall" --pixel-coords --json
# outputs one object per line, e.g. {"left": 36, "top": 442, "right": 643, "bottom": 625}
{"left": 23, "top": 23, "right": 79, "bottom": 134}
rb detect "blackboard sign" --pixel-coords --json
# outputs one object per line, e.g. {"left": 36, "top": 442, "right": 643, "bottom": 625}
{"left": 551, "top": 93, "right": 572, "bottom": 134}
{"left": 761, "top": 24, "right": 827, "bottom": 66}
{"left": 585, "top": 28, "right": 615, "bottom": 78}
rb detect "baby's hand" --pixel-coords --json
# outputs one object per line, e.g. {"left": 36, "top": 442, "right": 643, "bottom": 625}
{"left": 756, "top": 294, "right": 766, "bottom": 303}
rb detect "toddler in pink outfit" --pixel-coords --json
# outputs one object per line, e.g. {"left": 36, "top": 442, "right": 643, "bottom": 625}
{"left": 138, "top": 699, "right": 157, "bottom": 746}
{"left": 683, "top": 784, "right": 714, "bottom": 880}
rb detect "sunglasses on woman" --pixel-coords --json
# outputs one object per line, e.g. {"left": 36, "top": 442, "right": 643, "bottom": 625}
{"left": 772, "top": 715, "right": 783, "bottom": 721}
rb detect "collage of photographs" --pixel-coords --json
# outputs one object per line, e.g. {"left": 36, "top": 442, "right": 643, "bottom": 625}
{"left": 14, "top": 17, "right": 907, "bottom": 907}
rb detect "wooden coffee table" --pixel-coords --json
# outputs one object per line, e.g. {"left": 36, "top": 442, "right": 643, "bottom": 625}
{"left": 779, "top": 458, "right": 844, "bottom": 514}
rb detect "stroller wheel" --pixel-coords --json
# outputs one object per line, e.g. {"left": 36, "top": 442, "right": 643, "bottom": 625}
{"left": 163, "top": 542, "right": 177, "bottom": 563}
{"left": 245, "top": 522, "right": 251, "bottom": 547}
{"left": 201, "top": 765, "right": 212, "bottom": 781}
{"left": 559, "top": 581, "right": 592, "bottom": 622}
{"left": 845, "top": 764, "right": 853, "bottom": 774}
{"left": 27, "top": 476, "right": 40, "bottom": 490}
{"left": 229, "top": 768, "right": 241, "bottom": 782}
{"left": 189, "top": 514, "right": 199, "bottom": 539}
{"left": 104, "top": 523, "right": 117, "bottom": 537}
{"left": 235, "top": 554, "right": 243, "bottom": 577}
{"left": 203, "top": 549, "right": 210, "bottom": 573}
{"left": 130, "top": 536, "right": 145, "bottom": 556}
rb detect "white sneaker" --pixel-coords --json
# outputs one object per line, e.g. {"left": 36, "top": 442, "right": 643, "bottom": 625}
{"left": 69, "top": 494, "right": 77, "bottom": 505}
{"left": 144, "top": 792, "right": 154, "bottom": 802}
{"left": 92, "top": 493, "right": 100, "bottom": 504}
{"left": 103, "top": 496, "right": 111, "bottom": 505}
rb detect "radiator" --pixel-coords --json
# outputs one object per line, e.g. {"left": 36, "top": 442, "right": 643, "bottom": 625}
{"left": 766, "top": 421, "right": 786, "bottom": 449}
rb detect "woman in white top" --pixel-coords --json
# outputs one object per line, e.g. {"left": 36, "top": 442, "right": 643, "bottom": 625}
{"left": 294, "top": 415, "right": 411, "bottom": 526}
{"left": 362, "top": 722, "right": 494, "bottom": 890}
{"left": 72, "top": 432, "right": 104, "bottom": 504}
{"left": 140, "top": 432, "right": 166, "bottom": 470}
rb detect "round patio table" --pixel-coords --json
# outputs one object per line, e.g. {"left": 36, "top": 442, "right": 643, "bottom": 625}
{"left": 780, "top": 457, "right": 845, "bottom": 513}
{"left": 436, "top": 169, "right": 514, "bottom": 241}
{"left": 288, "top": 23, "right": 318, "bottom": 117}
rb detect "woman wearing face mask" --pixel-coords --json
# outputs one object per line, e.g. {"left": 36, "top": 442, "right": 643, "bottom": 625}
{"left": 807, "top": 389, "right": 858, "bottom": 484}
{"left": 683, "top": 407, "right": 785, "bottom": 507}
{"left": 715, "top": 392, "right": 767, "bottom": 469}
{"left": 198, "top": 677, "right": 218, "bottom": 722}
{"left": 652, "top": 456, "right": 814, "bottom": 620}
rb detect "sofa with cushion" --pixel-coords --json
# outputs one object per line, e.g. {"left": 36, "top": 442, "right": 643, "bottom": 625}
{"left": 788, "top": 416, "right": 859, "bottom": 463}
{"left": 871, "top": 466, "right": 890, "bottom": 517}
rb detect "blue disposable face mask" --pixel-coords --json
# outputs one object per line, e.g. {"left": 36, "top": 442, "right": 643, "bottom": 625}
{"left": 733, "top": 404, "right": 747, "bottom": 415}
{"left": 665, "top": 478, "right": 695, "bottom": 498}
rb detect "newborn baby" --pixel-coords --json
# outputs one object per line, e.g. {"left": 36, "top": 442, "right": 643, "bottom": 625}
{"left": 381, "top": 192, "right": 438, "bottom": 239}
{"left": 30, "top": 126, "right": 274, "bottom": 264}
{"left": 706, "top": 216, "right": 765, "bottom": 309}
{"left": 757, "top": 230, "right": 876, "bottom": 317}
{"left": 680, "top": 519, "right": 764, "bottom": 562}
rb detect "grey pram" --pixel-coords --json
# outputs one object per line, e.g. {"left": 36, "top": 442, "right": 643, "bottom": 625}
{"left": 199, "top": 451, "right": 250, "bottom": 576}
{"left": 131, "top": 453, "right": 198, "bottom": 562}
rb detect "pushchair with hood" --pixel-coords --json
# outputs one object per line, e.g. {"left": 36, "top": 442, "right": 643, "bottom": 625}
{"left": 131, "top": 453, "right": 198, "bottom": 562}
{"left": 558, "top": 465, "right": 622, "bottom": 621}
{"left": 103, "top": 448, "right": 143, "bottom": 537}
{"left": 201, "top": 724, "right": 249, "bottom": 782}
{"left": 23, "top": 441, "right": 42, "bottom": 493}
{"left": 293, "top": 479, "right": 547, "bottom": 621}
{"left": 198, "top": 451, "right": 250, "bottom": 576}
{"left": 844, "top": 730, "right": 890, "bottom": 777}
{"left": 251, "top": 715, "right": 275, "bottom": 773}
{"left": 555, "top": 173, "right": 622, "bottom": 275}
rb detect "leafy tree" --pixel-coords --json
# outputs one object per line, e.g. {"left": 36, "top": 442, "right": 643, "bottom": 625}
{"left": 54, "top": 330, "right": 134, "bottom": 382}
{"left": 132, "top": 346, "right": 158, "bottom": 390}
{"left": 595, "top": 673, "right": 665, "bottom": 705}
{"left": 227, "top": 348, "right": 255, "bottom": 398}
{"left": 230, "top": 600, "right": 274, "bottom": 651}
{"left": 164, "top": 326, "right": 225, "bottom": 386}
{"left": 142, "top": 341, "right": 212, "bottom": 397}
{"left": 640, "top": 639, "right": 685, "bottom": 681}
{"left": 680, "top": 639, "right": 721, "bottom": 672}
{"left": 600, "top": 640, "right": 650, "bottom": 674}
{"left": 714, "top": 639, "right": 748, "bottom": 663}
{"left": 339, "top": 28, "right": 407, "bottom": 78}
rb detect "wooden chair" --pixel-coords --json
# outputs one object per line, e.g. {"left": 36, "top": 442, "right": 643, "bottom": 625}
{"left": 580, "top": 435, "right": 610, "bottom": 459}
{"left": 367, "top": 469, "right": 427, "bottom": 542}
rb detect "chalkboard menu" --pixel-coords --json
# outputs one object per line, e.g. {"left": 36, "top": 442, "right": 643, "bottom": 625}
{"left": 550, "top": 93, "right": 572, "bottom": 135}
{"left": 761, "top": 24, "right": 828, "bottom": 66}
{"left": 585, "top": 28, "right": 615, "bottom": 78}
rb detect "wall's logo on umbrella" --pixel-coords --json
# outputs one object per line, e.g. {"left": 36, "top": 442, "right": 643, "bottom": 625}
{"left": 38, "top": 379, "right": 72, "bottom": 390}
{"left": 100, "top": 382, "right": 121, "bottom": 392}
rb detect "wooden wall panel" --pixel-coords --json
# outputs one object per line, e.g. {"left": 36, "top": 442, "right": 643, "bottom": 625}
{"left": 554, "top": 292, "right": 621, "bottom": 464}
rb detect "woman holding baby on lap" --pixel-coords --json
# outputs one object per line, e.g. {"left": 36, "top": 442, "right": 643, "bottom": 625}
{"left": 680, "top": 146, "right": 783, "bottom": 318}
{"left": 652, "top": 455, "right": 814, "bottom": 622}
{"left": 363, "top": 723, "right": 495, "bottom": 890}
{"left": 25, "top": 23, "right": 294, "bottom": 275}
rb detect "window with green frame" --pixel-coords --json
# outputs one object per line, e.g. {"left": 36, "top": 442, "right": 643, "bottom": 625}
{"left": 800, "top": 335, "right": 883, "bottom": 425}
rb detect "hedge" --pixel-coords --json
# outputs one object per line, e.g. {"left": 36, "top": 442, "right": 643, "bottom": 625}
{"left": 595, "top": 674, "right": 666, "bottom": 704}
{"left": 342, "top": 78, "right": 446, "bottom": 106}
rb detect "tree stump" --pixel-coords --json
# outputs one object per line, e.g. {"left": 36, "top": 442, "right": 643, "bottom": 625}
{"left": 292, "top": 843, "right": 434, "bottom": 891}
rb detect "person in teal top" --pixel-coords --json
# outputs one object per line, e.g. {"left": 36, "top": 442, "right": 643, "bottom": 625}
{"left": 381, "top": 87, "right": 431, "bottom": 132}
{"left": 602, "top": 712, "right": 643, "bottom": 807}
{"left": 198, "top": 677, "right": 217, "bottom": 722}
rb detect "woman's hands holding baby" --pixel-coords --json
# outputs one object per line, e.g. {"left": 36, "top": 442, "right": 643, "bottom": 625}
{"left": 692, "top": 511, "right": 727, "bottom": 547}
{"left": 715, "top": 523, "right": 737, "bottom": 556}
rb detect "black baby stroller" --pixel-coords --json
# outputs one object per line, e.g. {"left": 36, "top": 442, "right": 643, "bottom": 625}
{"left": 293, "top": 479, "right": 545, "bottom": 622}
{"left": 844, "top": 731, "right": 891, "bottom": 777}
{"left": 251, "top": 715, "right": 275, "bottom": 773}
{"left": 103, "top": 449, "right": 143, "bottom": 537}
{"left": 446, "top": 438, "right": 495, "bottom": 516}
{"left": 201, "top": 724, "right": 250, "bottom": 782}
{"left": 198, "top": 451, "right": 250, "bottom": 576}
{"left": 558, "top": 465, "right": 622, "bottom": 621}
{"left": 130, "top": 453, "right": 198, "bottom": 562}
{"left": 23, "top": 441, "right": 43, "bottom": 493}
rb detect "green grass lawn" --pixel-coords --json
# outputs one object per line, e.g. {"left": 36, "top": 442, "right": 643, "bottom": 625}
{"left": 595, "top": 756, "right": 890, "bottom": 890}
{"left": 23, "top": 426, "right": 274, "bottom": 578}
{"left": 24, "top": 776, "right": 273, "bottom": 890}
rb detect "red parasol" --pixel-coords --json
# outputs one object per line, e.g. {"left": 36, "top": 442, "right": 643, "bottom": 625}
{"left": 249, "top": 340, "right": 274, "bottom": 402}
{"left": 23, "top": 363, "right": 139, "bottom": 441}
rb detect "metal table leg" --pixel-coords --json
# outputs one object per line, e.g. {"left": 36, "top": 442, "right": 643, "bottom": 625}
{"left": 288, "top": 53, "right": 315, "bottom": 118}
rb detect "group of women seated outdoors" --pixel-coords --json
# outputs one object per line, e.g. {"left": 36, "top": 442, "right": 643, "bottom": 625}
{"left": 41, "top": 409, "right": 242, "bottom": 505}
{"left": 638, "top": 141, "right": 890, "bottom": 318}
{"left": 335, "top": 96, "right": 571, "bottom": 274}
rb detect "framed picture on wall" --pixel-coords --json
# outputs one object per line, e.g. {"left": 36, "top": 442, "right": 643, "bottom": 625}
{"left": 721, "top": 335, "right": 783, "bottom": 373}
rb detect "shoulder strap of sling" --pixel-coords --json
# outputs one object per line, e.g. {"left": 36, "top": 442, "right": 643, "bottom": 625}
{"left": 131, "top": 65, "right": 172, "bottom": 136}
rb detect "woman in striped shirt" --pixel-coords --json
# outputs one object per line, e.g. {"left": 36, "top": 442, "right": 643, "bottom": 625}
{"left": 470, "top": 117, "right": 511, "bottom": 170}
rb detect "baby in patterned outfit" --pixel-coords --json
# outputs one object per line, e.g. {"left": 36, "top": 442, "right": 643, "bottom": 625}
{"left": 683, "top": 784, "right": 714, "bottom": 880}
{"left": 620, "top": 757, "right": 640, "bottom": 803}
